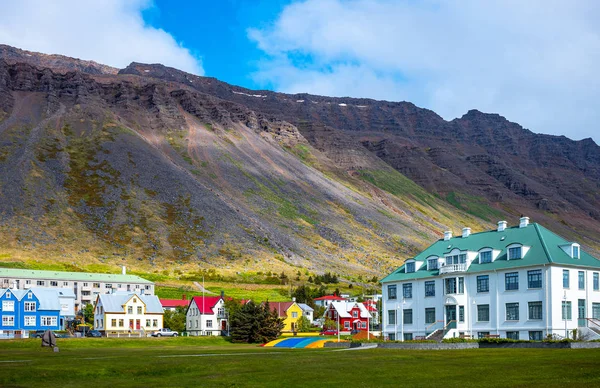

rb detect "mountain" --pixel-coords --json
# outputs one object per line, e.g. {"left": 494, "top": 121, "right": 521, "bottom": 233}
{"left": 0, "top": 45, "right": 599, "bottom": 278}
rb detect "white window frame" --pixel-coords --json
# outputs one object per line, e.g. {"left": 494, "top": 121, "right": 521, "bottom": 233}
{"left": 24, "top": 302, "right": 36, "bottom": 312}
{"left": 24, "top": 316, "right": 36, "bottom": 326}
{"left": 2, "top": 301, "right": 15, "bottom": 312}
{"left": 2, "top": 315, "right": 15, "bottom": 326}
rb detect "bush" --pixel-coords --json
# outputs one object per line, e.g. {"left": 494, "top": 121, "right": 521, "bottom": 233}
{"left": 442, "top": 337, "right": 478, "bottom": 343}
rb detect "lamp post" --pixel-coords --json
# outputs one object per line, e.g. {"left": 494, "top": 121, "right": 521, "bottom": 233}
{"left": 395, "top": 305, "right": 399, "bottom": 341}
{"left": 563, "top": 291, "right": 568, "bottom": 339}
{"left": 471, "top": 300, "right": 477, "bottom": 338}
{"left": 400, "top": 298, "right": 406, "bottom": 342}
{"left": 337, "top": 310, "right": 340, "bottom": 343}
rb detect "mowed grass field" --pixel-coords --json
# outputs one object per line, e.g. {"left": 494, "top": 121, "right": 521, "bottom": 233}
{"left": 1, "top": 337, "right": 600, "bottom": 387}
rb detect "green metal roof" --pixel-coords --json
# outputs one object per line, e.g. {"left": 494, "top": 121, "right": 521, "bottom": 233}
{"left": 0, "top": 267, "right": 153, "bottom": 284}
{"left": 381, "top": 223, "right": 600, "bottom": 283}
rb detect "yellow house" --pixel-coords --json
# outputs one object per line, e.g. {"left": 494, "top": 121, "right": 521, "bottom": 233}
{"left": 268, "top": 301, "right": 303, "bottom": 332}
{"left": 94, "top": 293, "right": 163, "bottom": 335}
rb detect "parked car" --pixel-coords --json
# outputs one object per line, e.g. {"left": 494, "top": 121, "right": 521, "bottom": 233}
{"left": 151, "top": 328, "right": 178, "bottom": 337}
{"left": 86, "top": 330, "right": 102, "bottom": 338}
{"left": 319, "top": 329, "right": 338, "bottom": 336}
{"left": 32, "top": 330, "right": 46, "bottom": 338}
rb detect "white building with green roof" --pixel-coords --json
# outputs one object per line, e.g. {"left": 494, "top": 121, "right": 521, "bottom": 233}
{"left": 381, "top": 217, "right": 600, "bottom": 341}
{"left": 0, "top": 267, "right": 154, "bottom": 311}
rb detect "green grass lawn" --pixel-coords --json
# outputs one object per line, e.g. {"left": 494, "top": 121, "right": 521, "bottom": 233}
{"left": 1, "top": 337, "right": 599, "bottom": 387}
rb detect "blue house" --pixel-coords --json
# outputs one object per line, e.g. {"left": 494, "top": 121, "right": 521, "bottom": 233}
{"left": 0, "top": 288, "right": 62, "bottom": 338}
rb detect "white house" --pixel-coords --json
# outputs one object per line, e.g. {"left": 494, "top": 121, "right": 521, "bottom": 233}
{"left": 186, "top": 296, "right": 227, "bottom": 336}
{"left": 381, "top": 217, "right": 600, "bottom": 341}
{"left": 298, "top": 303, "right": 314, "bottom": 323}
{"left": 94, "top": 292, "right": 163, "bottom": 335}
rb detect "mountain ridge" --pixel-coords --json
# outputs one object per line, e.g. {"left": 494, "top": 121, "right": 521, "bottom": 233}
{"left": 0, "top": 45, "right": 599, "bottom": 277}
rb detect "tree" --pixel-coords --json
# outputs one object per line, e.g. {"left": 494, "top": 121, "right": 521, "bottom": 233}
{"left": 230, "top": 301, "right": 283, "bottom": 343}
{"left": 297, "top": 316, "right": 311, "bottom": 332}
{"left": 163, "top": 306, "right": 186, "bottom": 333}
{"left": 82, "top": 303, "right": 94, "bottom": 324}
{"left": 292, "top": 284, "right": 314, "bottom": 306}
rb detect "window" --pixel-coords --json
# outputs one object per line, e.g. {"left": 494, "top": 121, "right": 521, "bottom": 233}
{"left": 563, "top": 270, "right": 570, "bottom": 288}
{"left": 5, "top": 290, "right": 10, "bottom": 298}
{"left": 477, "top": 332, "right": 490, "bottom": 339}
{"left": 217, "top": 308, "right": 225, "bottom": 316}
{"left": 579, "top": 271, "right": 585, "bottom": 290}
{"left": 445, "top": 278, "right": 457, "bottom": 294}
{"left": 506, "top": 303, "right": 519, "bottom": 321}
{"left": 352, "top": 311, "right": 358, "bottom": 318}
{"left": 361, "top": 322, "right": 367, "bottom": 329}
{"left": 529, "top": 331, "right": 543, "bottom": 341}
{"left": 137, "top": 306, "right": 142, "bottom": 315}
{"left": 592, "top": 303, "right": 600, "bottom": 320}
{"left": 458, "top": 277, "right": 464, "bottom": 294}
{"left": 111, "top": 319, "right": 117, "bottom": 327}
{"left": 389, "top": 333, "right": 396, "bottom": 341}
{"left": 403, "top": 283, "right": 413, "bottom": 299}
{"left": 388, "top": 285, "right": 397, "bottom": 300}
{"left": 508, "top": 247, "right": 522, "bottom": 260}
{"left": 573, "top": 245, "right": 580, "bottom": 259}
{"left": 153, "top": 319, "right": 158, "bottom": 327}
{"left": 403, "top": 309, "right": 413, "bottom": 324}
{"left": 292, "top": 311, "right": 298, "bottom": 318}
{"left": 405, "top": 262, "right": 415, "bottom": 273}
{"left": 425, "top": 308, "right": 435, "bottom": 324}
{"left": 424, "top": 281, "right": 435, "bottom": 297}
{"left": 562, "top": 301, "right": 572, "bottom": 320}
{"left": 83, "top": 283, "right": 88, "bottom": 287}
{"left": 37, "top": 280, "right": 45, "bottom": 286}
{"left": 106, "top": 284, "right": 112, "bottom": 289}
{"left": 207, "top": 320, "right": 213, "bottom": 328}
{"left": 119, "top": 319, "right": 124, "bottom": 327}
{"left": 27, "top": 293, "right": 32, "bottom": 299}
{"left": 63, "top": 282, "right": 68, "bottom": 286}
{"left": 388, "top": 310, "right": 396, "bottom": 325}
{"left": 527, "top": 270, "right": 542, "bottom": 289}
{"left": 428, "top": 258, "right": 438, "bottom": 270}
{"left": 41, "top": 316, "right": 57, "bottom": 326}
{"left": 480, "top": 251, "right": 492, "bottom": 264}
{"left": 528, "top": 301, "right": 542, "bottom": 320}
{"left": 477, "top": 275, "right": 489, "bottom": 293}
{"left": 146, "top": 319, "right": 151, "bottom": 327}
{"left": 93, "top": 283, "right": 100, "bottom": 288}
{"left": 344, "top": 321, "right": 350, "bottom": 329}
{"left": 404, "top": 333, "right": 413, "bottom": 341}
{"left": 23, "top": 316, "right": 35, "bottom": 326}
{"left": 445, "top": 254, "right": 466, "bottom": 265}
{"left": 50, "top": 281, "right": 58, "bottom": 287}
{"left": 2, "top": 301, "right": 14, "bottom": 312}
{"left": 506, "top": 331, "right": 520, "bottom": 340}
{"left": 127, "top": 306, "right": 133, "bottom": 314}
{"left": 459, "top": 306, "right": 465, "bottom": 322}
{"left": 2, "top": 315, "right": 14, "bottom": 326}
{"left": 505, "top": 272, "right": 519, "bottom": 290}
{"left": 594, "top": 273, "right": 599, "bottom": 291}
{"left": 24, "top": 302, "right": 36, "bottom": 312}
{"left": 145, "top": 285, "right": 151, "bottom": 290}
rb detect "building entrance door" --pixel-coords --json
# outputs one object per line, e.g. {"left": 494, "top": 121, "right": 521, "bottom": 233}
{"left": 445, "top": 305, "right": 457, "bottom": 324}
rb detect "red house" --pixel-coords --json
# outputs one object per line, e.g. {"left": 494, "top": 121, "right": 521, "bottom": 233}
{"left": 324, "top": 301, "right": 372, "bottom": 331}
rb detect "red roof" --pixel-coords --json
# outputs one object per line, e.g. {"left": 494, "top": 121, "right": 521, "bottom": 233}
{"left": 266, "top": 301, "right": 294, "bottom": 318}
{"left": 160, "top": 299, "right": 190, "bottom": 308}
{"left": 314, "top": 295, "right": 345, "bottom": 301}
{"left": 190, "top": 296, "right": 222, "bottom": 314}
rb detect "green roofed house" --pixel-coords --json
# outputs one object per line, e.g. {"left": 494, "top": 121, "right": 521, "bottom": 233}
{"left": 381, "top": 217, "right": 600, "bottom": 342}
{"left": 0, "top": 266, "right": 153, "bottom": 311}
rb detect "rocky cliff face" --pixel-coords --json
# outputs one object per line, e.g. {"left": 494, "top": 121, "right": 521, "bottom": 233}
{"left": 0, "top": 46, "right": 599, "bottom": 276}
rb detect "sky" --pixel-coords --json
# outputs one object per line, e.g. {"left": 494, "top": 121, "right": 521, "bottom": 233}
{"left": 0, "top": 0, "right": 598, "bottom": 143}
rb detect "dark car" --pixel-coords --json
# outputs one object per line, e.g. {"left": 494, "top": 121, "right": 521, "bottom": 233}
{"left": 86, "top": 330, "right": 102, "bottom": 338}
{"left": 319, "top": 329, "right": 338, "bottom": 336}
{"left": 32, "top": 330, "right": 46, "bottom": 338}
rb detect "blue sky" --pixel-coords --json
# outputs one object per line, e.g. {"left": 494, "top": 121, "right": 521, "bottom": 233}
{"left": 0, "top": 0, "right": 598, "bottom": 142}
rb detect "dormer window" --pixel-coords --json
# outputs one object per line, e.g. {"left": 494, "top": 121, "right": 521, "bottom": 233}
{"left": 446, "top": 254, "right": 466, "bottom": 265}
{"left": 406, "top": 262, "right": 415, "bottom": 273}
{"left": 427, "top": 258, "right": 438, "bottom": 270}
{"left": 508, "top": 246, "right": 522, "bottom": 260}
{"left": 572, "top": 244, "right": 580, "bottom": 259}
{"left": 480, "top": 251, "right": 492, "bottom": 264}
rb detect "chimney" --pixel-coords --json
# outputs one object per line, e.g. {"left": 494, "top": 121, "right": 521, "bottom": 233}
{"left": 497, "top": 220, "right": 507, "bottom": 232}
{"left": 182, "top": 294, "right": 187, "bottom": 300}
{"left": 121, "top": 265, "right": 126, "bottom": 275}
{"left": 444, "top": 231, "right": 453, "bottom": 241}
{"left": 220, "top": 290, "right": 224, "bottom": 299}
{"left": 462, "top": 227, "right": 471, "bottom": 238}
{"left": 11, "top": 280, "right": 17, "bottom": 290}
{"left": 519, "top": 216, "right": 530, "bottom": 228}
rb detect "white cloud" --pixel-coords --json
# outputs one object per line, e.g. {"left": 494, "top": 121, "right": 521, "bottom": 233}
{"left": 0, "top": 0, "right": 203, "bottom": 75}
{"left": 249, "top": 0, "right": 600, "bottom": 142}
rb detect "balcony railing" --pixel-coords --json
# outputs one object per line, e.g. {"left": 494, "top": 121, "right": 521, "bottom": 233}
{"left": 439, "top": 263, "right": 467, "bottom": 274}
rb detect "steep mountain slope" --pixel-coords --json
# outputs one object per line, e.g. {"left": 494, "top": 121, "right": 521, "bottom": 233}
{"left": 0, "top": 45, "right": 599, "bottom": 278}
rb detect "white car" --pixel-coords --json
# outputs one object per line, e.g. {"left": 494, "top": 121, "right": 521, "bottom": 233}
{"left": 151, "top": 328, "right": 178, "bottom": 337}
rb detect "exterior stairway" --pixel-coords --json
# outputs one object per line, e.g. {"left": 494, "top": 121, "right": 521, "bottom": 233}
{"left": 426, "top": 329, "right": 445, "bottom": 342}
